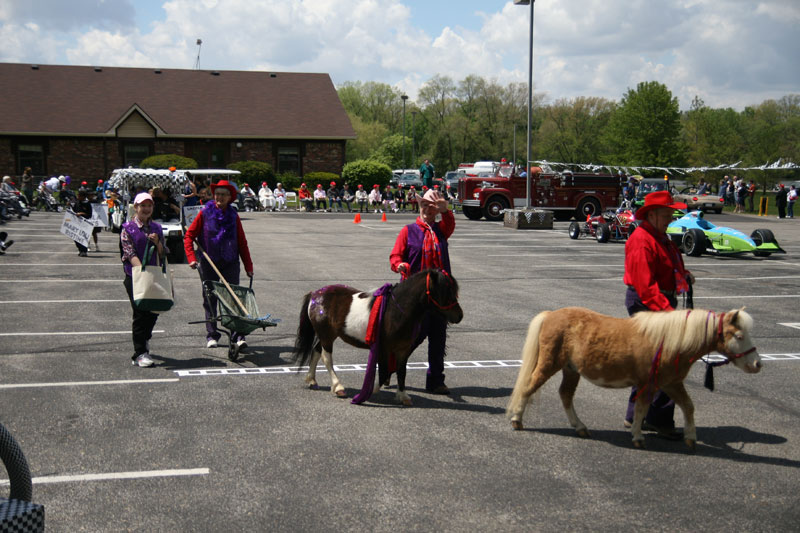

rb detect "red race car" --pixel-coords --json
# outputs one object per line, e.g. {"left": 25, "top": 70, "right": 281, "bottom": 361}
{"left": 568, "top": 200, "right": 639, "bottom": 242}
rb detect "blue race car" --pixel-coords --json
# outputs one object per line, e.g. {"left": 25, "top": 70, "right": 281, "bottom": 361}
{"left": 667, "top": 211, "right": 785, "bottom": 257}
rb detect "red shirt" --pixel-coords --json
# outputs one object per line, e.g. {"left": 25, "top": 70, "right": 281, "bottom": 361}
{"left": 623, "top": 220, "right": 690, "bottom": 311}
{"left": 183, "top": 210, "right": 254, "bottom": 273}
{"left": 390, "top": 211, "right": 455, "bottom": 273}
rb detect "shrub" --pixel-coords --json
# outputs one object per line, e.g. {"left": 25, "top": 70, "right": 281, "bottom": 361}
{"left": 342, "top": 159, "right": 392, "bottom": 188}
{"left": 227, "top": 160, "right": 275, "bottom": 188}
{"left": 139, "top": 154, "right": 198, "bottom": 169}
{"left": 302, "top": 171, "right": 341, "bottom": 190}
{"left": 276, "top": 172, "right": 301, "bottom": 192}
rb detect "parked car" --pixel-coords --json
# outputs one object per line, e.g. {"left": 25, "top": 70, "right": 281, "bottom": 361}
{"left": 390, "top": 173, "right": 422, "bottom": 189}
{"left": 443, "top": 170, "right": 464, "bottom": 190}
{"left": 672, "top": 187, "right": 724, "bottom": 214}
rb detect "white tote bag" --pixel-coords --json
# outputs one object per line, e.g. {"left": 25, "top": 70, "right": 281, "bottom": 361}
{"left": 132, "top": 243, "right": 174, "bottom": 313}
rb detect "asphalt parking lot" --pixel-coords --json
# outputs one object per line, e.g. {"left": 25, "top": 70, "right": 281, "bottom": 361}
{"left": 1, "top": 208, "right": 799, "bottom": 531}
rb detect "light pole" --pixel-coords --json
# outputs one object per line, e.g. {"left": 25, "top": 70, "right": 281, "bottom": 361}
{"left": 401, "top": 94, "right": 409, "bottom": 170}
{"left": 514, "top": 0, "right": 534, "bottom": 208}
{"left": 411, "top": 110, "right": 417, "bottom": 168}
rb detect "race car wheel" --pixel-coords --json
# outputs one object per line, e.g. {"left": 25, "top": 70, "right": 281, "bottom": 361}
{"left": 577, "top": 197, "right": 601, "bottom": 218}
{"left": 462, "top": 206, "right": 483, "bottom": 220}
{"left": 1, "top": 422, "right": 33, "bottom": 502}
{"left": 568, "top": 221, "right": 581, "bottom": 239}
{"left": 750, "top": 229, "right": 775, "bottom": 246}
{"left": 682, "top": 228, "right": 706, "bottom": 257}
{"left": 596, "top": 222, "right": 610, "bottom": 243}
{"left": 751, "top": 229, "right": 775, "bottom": 257}
{"left": 483, "top": 196, "right": 509, "bottom": 222}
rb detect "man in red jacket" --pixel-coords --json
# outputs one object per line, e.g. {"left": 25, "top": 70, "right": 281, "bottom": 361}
{"left": 624, "top": 190, "right": 693, "bottom": 439}
{"left": 184, "top": 180, "right": 254, "bottom": 350}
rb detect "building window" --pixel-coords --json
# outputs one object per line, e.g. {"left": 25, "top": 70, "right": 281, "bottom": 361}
{"left": 277, "top": 146, "right": 300, "bottom": 175}
{"left": 17, "top": 144, "right": 45, "bottom": 175}
{"left": 123, "top": 144, "right": 150, "bottom": 168}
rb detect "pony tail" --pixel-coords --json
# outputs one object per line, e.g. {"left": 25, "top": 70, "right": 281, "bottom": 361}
{"left": 292, "top": 292, "right": 317, "bottom": 367}
{"left": 507, "top": 311, "right": 550, "bottom": 419}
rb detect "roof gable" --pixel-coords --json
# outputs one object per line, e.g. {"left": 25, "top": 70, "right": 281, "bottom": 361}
{"left": 0, "top": 63, "right": 356, "bottom": 140}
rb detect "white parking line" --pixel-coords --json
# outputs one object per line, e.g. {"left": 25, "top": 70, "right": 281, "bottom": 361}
{"left": 695, "top": 295, "right": 799, "bottom": 299}
{"left": 779, "top": 323, "right": 800, "bottom": 330}
{"left": 0, "top": 279, "right": 120, "bottom": 283}
{"left": 174, "top": 355, "right": 800, "bottom": 378}
{"left": 0, "top": 468, "right": 210, "bottom": 486}
{"left": 0, "top": 378, "right": 179, "bottom": 389}
{"left": 0, "top": 299, "right": 128, "bottom": 304}
{"left": 0, "top": 330, "right": 164, "bottom": 337}
{"left": 0, "top": 263, "right": 119, "bottom": 266}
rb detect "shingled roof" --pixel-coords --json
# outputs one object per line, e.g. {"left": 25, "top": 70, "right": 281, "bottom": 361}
{"left": 0, "top": 63, "right": 356, "bottom": 140}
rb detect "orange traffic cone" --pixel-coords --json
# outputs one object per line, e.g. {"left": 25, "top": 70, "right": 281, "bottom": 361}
{"left": 381, "top": 212, "right": 387, "bottom": 222}
{"left": 353, "top": 213, "right": 361, "bottom": 223}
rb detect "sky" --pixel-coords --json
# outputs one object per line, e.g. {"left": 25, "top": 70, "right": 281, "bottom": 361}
{"left": 1, "top": 0, "right": 798, "bottom": 111}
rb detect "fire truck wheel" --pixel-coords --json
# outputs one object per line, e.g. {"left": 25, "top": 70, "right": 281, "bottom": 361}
{"left": 596, "top": 222, "right": 610, "bottom": 243}
{"left": 577, "top": 197, "right": 601, "bottom": 218}
{"left": 568, "top": 221, "right": 581, "bottom": 239}
{"left": 483, "top": 196, "right": 508, "bottom": 221}
{"left": 462, "top": 206, "right": 483, "bottom": 220}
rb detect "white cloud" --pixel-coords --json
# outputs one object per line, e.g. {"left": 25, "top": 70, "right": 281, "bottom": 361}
{"left": 0, "top": 0, "right": 797, "bottom": 110}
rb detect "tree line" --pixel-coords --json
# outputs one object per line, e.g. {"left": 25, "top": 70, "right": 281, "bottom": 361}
{"left": 338, "top": 78, "right": 800, "bottom": 186}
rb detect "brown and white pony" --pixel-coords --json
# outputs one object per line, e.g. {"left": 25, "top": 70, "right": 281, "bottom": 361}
{"left": 292, "top": 269, "right": 463, "bottom": 405}
{"left": 506, "top": 307, "right": 761, "bottom": 449}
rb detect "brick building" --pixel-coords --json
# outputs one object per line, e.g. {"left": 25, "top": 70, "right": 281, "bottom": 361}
{"left": 0, "top": 63, "right": 356, "bottom": 180}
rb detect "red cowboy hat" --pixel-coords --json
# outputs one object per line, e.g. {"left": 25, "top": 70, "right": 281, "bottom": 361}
{"left": 330, "top": 181, "right": 336, "bottom": 186}
{"left": 636, "top": 190, "right": 686, "bottom": 219}
{"left": 210, "top": 180, "right": 237, "bottom": 201}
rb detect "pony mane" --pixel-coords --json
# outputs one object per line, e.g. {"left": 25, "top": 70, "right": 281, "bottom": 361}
{"left": 631, "top": 308, "right": 749, "bottom": 357}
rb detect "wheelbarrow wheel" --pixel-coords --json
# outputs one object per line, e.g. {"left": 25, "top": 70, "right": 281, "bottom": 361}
{"left": 228, "top": 342, "right": 240, "bottom": 362}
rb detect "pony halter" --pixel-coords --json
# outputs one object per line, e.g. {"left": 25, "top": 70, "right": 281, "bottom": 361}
{"left": 712, "top": 312, "right": 757, "bottom": 363}
{"left": 426, "top": 271, "right": 458, "bottom": 311}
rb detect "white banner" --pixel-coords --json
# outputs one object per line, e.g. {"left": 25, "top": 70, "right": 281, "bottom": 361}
{"left": 90, "top": 204, "right": 109, "bottom": 228}
{"left": 60, "top": 211, "right": 94, "bottom": 247}
{"left": 183, "top": 205, "right": 203, "bottom": 227}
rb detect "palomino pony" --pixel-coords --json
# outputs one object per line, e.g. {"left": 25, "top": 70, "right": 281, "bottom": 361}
{"left": 292, "top": 269, "right": 463, "bottom": 405}
{"left": 506, "top": 307, "right": 761, "bottom": 449}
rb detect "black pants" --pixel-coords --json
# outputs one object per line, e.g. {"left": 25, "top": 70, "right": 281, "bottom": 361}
{"left": 124, "top": 275, "right": 159, "bottom": 359}
{"left": 624, "top": 287, "right": 677, "bottom": 428}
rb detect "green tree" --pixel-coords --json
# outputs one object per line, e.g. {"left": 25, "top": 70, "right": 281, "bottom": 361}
{"left": 605, "top": 81, "right": 687, "bottom": 166}
{"left": 535, "top": 96, "right": 615, "bottom": 163}
{"left": 345, "top": 114, "right": 388, "bottom": 163}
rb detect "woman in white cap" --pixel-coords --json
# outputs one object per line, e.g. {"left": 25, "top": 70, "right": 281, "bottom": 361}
{"left": 120, "top": 192, "right": 168, "bottom": 367}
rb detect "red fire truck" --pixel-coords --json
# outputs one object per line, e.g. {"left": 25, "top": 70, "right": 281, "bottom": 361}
{"left": 455, "top": 163, "right": 625, "bottom": 221}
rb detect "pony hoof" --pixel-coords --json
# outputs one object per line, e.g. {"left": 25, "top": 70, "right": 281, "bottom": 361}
{"left": 576, "top": 428, "right": 591, "bottom": 438}
{"left": 402, "top": 397, "right": 413, "bottom": 407}
{"left": 335, "top": 389, "right": 348, "bottom": 398}
{"left": 684, "top": 439, "right": 697, "bottom": 452}
{"left": 632, "top": 439, "right": 646, "bottom": 449}
{"left": 511, "top": 420, "right": 523, "bottom": 431}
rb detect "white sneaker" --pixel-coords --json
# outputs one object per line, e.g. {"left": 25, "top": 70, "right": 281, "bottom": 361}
{"left": 206, "top": 339, "right": 218, "bottom": 348}
{"left": 236, "top": 339, "right": 248, "bottom": 351}
{"left": 132, "top": 353, "right": 154, "bottom": 367}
